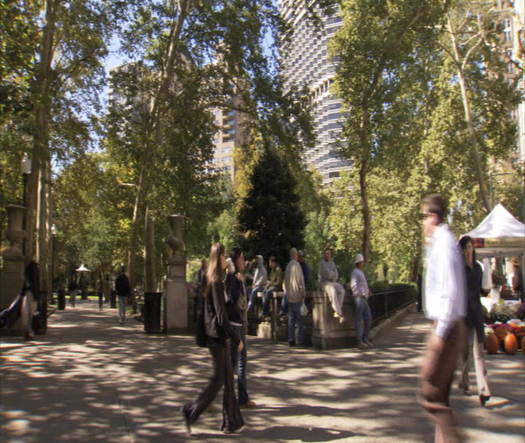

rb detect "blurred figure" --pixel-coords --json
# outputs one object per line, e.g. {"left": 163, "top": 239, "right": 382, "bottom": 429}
{"left": 283, "top": 248, "right": 306, "bottom": 346}
{"left": 247, "top": 255, "right": 267, "bottom": 312}
{"left": 511, "top": 258, "right": 523, "bottom": 302}
{"left": 182, "top": 242, "right": 244, "bottom": 435}
{"left": 351, "top": 253, "right": 372, "bottom": 348}
{"left": 319, "top": 248, "right": 346, "bottom": 323}
{"left": 418, "top": 194, "right": 466, "bottom": 443}
{"left": 226, "top": 248, "right": 256, "bottom": 408}
{"left": 261, "top": 256, "right": 283, "bottom": 319}
{"left": 297, "top": 250, "right": 311, "bottom": 289}
{"left": 458, "top": 236, "right": 491, "bottom": 407}
{"left": 115, "top": 267, "right": 131, "bottom": 324}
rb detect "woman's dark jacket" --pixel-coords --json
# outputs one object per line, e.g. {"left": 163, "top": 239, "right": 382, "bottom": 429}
{"left": 205, "top": 280, "right": 240, "bottom": 345}
{"left": 465, "top": 261, "right": 485, "bottom": 342}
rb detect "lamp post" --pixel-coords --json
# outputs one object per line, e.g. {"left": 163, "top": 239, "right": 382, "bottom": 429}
{"left": 76, "top": 264, "right": 91, "bottom": 301}
{"left": 20, "top": 153, "right": 32, "bottom": 257}
{"left": 51, "top": 224, "right": 57, "bottom": 304}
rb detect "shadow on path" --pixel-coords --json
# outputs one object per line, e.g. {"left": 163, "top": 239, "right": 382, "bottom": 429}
{"left": 1, "top": 301, "right": 524, "bottom": 442}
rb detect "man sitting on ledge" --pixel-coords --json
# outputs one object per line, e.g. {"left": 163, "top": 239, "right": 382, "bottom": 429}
{"left": 318, "top": 247, "right": 346, "bottom": 323}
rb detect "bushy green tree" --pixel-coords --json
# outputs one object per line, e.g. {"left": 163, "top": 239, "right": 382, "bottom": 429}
{"left": 238, "top": 147, "right": 305, "bottom": 267}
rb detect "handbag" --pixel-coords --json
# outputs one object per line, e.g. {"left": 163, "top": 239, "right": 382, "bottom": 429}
{"left": 300, "top": 300, "right": 308, "bottom": 317}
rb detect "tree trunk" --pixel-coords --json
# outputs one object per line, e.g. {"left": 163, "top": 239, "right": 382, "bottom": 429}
{"left": 26, "top": 0, "right": 57, "bottom": 263}
{"left": 144, "top": 207, "right": 156, "bottom": 293}
{"left": 359, "top": 158, "right": 371, "bottom": 262}
{"left": 127, "top": 167, "right": 145, "bottom": 292}
{"left": 447, "top": 16, "right": 492, "bottom": 213}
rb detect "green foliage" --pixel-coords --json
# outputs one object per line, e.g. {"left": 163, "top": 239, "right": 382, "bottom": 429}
{"left": 238, "top": 147, "right": 305, "bottom": 266}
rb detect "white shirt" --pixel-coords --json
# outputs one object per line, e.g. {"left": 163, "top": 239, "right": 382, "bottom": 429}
{"left": 351, "top": 268, "right": 369, "bottom": 298}
{"left": 424, "top": 224, "right": 466, "bottom": 338}
{"left": 319, "top": 259, "right": 339, "bottom": 284}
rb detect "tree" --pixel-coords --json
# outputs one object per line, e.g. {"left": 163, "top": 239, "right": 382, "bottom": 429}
{"left": 442, "top": 0, "right": 522, "bottom": 212}
{"left": 330, "top": 0, "right": 447, "bottom": 261}
{"left": 238, "top": 147, "right": 305, "bottom": 267}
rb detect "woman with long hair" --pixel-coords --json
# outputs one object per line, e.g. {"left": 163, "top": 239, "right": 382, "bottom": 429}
{"left": 181, "top": 242, "right": 244, "bottom": 435}
{"left": 458, "top": 235, "right": 491, "bottom": 407}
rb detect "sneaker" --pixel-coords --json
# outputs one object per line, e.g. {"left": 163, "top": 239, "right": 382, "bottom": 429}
{"left": 181, "top": 407, "right": 191, "bottom": 436}
{"left": 364, "top": 339, "right": 373, "bottom": 348}
{"left": 288, "top": 341, "right": 296, "bottom": 347}
{"left": 357, "top": 342, "right": 368, "bottom": 350}
{"left": 223, "top": 425, "right": 245, "bottom": 434}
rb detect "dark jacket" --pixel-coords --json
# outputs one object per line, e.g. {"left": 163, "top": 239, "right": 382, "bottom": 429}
{"left": 465, "top": 262, "right": 484, "bottom": 342}
{"left": 225, "top": 272, "right": 244, "bottom": 325}
{"left": 205, "top": 280, "right": 240, "bottom": 345}
{"left": 115, "top": 273, "right": 131, "bottom": 297}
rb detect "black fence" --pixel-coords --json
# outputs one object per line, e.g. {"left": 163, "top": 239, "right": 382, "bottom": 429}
{"left": 367, "top": 284, "right": 417, "bottom": 325}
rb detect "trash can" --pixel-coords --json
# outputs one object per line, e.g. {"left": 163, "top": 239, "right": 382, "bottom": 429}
{"left": 144, "top": 292, "right": 162, "bottom": 333}
{"left": 110, "top": 289, "right": 117, "bottom": 308}
{"left": 58, "top": 289, "right": 66, "bottom": 310}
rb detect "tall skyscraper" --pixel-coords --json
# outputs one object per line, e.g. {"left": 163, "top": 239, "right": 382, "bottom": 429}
{"left": 279, "top": 0, "right": 350, "bottom": 183}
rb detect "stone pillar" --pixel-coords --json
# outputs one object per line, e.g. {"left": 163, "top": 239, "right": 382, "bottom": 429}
{"left": 164, "top": 214, "right": 188, "bottom": 332}
{"left": 311, "top": 290, "right": 357, "bottom": 349}
{"left": 0, "top": 205, "right": 26, "bottom": 309}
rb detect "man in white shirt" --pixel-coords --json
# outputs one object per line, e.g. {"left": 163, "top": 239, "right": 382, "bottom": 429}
{"left": 350, "top": 254, "right": 372, "bottom": 348}
{"left": 319, "top": 248, "right": 346, "bottom": 323}
{"left": 418, "top": 194, "right": 466, "bottom": 443}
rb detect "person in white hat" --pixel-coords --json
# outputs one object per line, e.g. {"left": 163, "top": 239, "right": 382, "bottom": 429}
{"left": 350, "top": 253, "right": 372, "bottom": 349}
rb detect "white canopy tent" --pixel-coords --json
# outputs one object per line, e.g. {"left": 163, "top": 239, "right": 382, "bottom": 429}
{"left": 465, "top": 203, "right": 525, "bottom": 259}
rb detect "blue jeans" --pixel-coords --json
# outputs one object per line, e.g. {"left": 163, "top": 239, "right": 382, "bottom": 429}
{"left": 262, "top": 286, "right": 277, "bottom": 316}
{"left": 288, "top": 301, "right": 304, "bottom": 345}
{"left": 118, "top": 296, "right": 127, "bottom": 322}
{"left": 230, "top": 325, "right": 249, "bottom": 405}
{"left": 247, "top": 285, "right": 265, "bottom": 311}
{"left": 354, "top": 296, "right": 372, "bottom": 343}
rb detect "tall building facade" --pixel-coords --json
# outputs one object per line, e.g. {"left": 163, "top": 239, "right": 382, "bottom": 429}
{"left": 210, "top": 93, "right": 249, "bottom": 180}
{"left": 211, "top": 107, "right": 236, "bottom": 178}
{"left": 279, "top": 0, "right": 350, "bottom": 183}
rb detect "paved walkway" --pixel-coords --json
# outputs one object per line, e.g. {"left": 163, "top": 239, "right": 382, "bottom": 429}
{"left": 1, "top": 301, "right": 524, "bottom": 442}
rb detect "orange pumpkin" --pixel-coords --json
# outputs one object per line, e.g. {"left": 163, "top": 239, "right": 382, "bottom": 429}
{"left": 485, "top": 332, "right": 499, "bottom": 354}
{"left": 504, "top": 333, "right": 518, "bottom": 355}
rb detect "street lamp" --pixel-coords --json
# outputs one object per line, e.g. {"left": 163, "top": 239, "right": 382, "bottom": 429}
{"left": 51, "top": 224, "right": 57, "bottom": 304}
{"left": 20, "top": 153, "right": 32, "bottom": 256}
{"left": 76, "top": 264, "right": 91, "bottom": 301}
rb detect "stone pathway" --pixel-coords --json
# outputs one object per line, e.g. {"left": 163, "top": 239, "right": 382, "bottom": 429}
{"left": 1, "top": 301, "right": 524, "bottom": 442}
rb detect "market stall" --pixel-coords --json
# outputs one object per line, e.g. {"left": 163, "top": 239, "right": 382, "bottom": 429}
{"left": 464, "top": 203, "right": 525, "bottom": 354}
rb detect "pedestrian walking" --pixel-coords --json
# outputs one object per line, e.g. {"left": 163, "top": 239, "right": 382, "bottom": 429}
{"left": 0, "top": 261, "right": 40, "bottom": 340}
{"left": 283, "top": 248, "right": 306, "bottom": 346}
{"left": 458, "top": 235, "right": 491, "bottom": 407}
{"left": 418, "top": 194, "right": 466, "bottom": 443}
{"left": 68, "top": 278, "right": 77, "bottom": 307}
{"left": 351, "top": 253, "right": 372, "bottom": 347}
{"left": 181, "top": 242, "right": 244, "bottom": 436}
{"left": 115, "top": 267, "right": 131, "bottom": 324}
{"left": 319, "top": 247, "right": 346, "bottom": 323}
{"left": 97, "top": 278, "right": 104, "bottom": 311}
{"left": 226, "top": 247, "right": 256, "bottom": 408}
